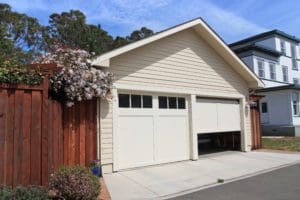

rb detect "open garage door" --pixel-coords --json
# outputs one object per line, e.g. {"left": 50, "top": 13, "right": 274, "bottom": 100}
{"left": 195, "top": 98, "right": 241, "bottom": 154}
{"left": 115, "top": 93, "right": 189, "bottom": 170}
{"left": 195, "top": 98, "right": 241, "bottom": 133}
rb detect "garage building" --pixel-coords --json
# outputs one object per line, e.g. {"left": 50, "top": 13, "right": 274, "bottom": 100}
{"left": 92, "top": 18, "right": 264, "bottom": 172}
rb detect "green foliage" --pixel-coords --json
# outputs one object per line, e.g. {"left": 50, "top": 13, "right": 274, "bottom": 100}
{"left": 0, "top": 3, "right": 155, "bottom": 67}
{"left": 0, "top": 186, "right": 12, "bottom": 200}
{"left": 49, "top": 165, "right": 100, "bottom": 200}
{"left": 0, "top": 3, "right": 45, "bottom": 66}
{"left": 0, "top": 185, "right": 49, "bottom": 200}
{"left": 126, "top": 27, "right": 154, "bottom": 42}
{"left": 0, "top": 67, "right": 43, "bottom": 85}
{"left": 45, "top": 10, "right": 113, "bottom": 55}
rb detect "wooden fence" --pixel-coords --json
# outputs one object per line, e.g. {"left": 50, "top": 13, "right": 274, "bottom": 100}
{"left": 0, "top": 78, "right": 98, "bottom": 187}
{"left": 250, "top": 95, "right": 263, "bottom": 150}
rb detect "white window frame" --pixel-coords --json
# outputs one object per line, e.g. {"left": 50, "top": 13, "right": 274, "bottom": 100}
{"left": 269, "top": 62, "right": 276, "bottom": 80}
{"left": 257, "top": 59, "right": 265, "bottom": 78}
{"left": 282, "top": 66, "right": 289, "bottom": 82}
{"left": 118, "top": 93, "right": 153, "bottom": 109}
{"left": 292, "top": 92, "right": 300, "bottom": 116}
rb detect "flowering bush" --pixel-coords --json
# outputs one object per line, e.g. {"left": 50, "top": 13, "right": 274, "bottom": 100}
{"left": 49, "top": 165, "right": 100, "bottom": 200}
{"left": 36, "top": 47, "right": 114, "bottom": 106}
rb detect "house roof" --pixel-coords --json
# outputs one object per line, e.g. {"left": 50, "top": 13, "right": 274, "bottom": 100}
{"left": 92, "top": 18, "right": 264, "bottom": 88}
{"left": 231, "top": 43, "right": 282, "bottom": 57}
{"left": 229, "top": 29, "right": 300, "bottom": 47}
{"left": 256, "top": 84, "right": 300, "bottom": 93}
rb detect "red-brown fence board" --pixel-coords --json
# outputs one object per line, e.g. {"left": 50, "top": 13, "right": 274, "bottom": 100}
{"left": 250, "top": 95, "right": 263, "bottom": 150}
{"left": 0, "top": 76, "right": 98, "bottom": 187}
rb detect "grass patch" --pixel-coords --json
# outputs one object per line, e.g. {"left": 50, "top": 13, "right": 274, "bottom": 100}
{"left": 262, "top": 137, "right": 300, "bottom": 152}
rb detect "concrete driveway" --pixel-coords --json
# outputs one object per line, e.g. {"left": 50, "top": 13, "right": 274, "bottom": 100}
{"left": 103, "top": 151, "right": 300, "bottom": 200}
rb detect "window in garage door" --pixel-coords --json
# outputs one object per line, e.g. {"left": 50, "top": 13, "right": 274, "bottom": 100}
{"left": 158, "top": 96, "right": 186, "bottom": 109}
{"left": 118, "top": 94, "right": 153, "bottom": 108}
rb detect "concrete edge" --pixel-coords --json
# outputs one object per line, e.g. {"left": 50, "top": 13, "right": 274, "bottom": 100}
{"left": 160, "top": 160, "right": 300, "bottom": 200}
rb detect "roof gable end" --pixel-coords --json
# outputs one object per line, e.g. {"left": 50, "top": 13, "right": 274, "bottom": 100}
{"left": 92, "top": 18, "right": 264, "bottom": 89}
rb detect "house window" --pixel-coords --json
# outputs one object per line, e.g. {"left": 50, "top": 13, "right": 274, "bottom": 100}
{"left": 159, "top": 96, "right": 186, "bottom": 109}
{"left": 292, "top": 59, "right": 298, "bottom": 70}
{"left": 269, "top": 62, "right": 276, "bottom": 80}
{"left": 119, "top": 94, "right": 130, "bottom": 108}
{"left": 282, "top": 66, "right": 289, "bottom": 82}
{"left": 292, "top": 93, "right": 299, "bottom": 116}
{"left": 280, "top": 40, "right": 286, "bottom": 55}
{"left": 257, "top": 59, "right": 265, "bottom": 78}
{"left": 294, "top": 78, "right": 300, "bottom": 85}
{"left": 261, "top": 102, "right": 268, "bottom": 113}
{"left": 291, "top": 45, "right": 296, "bottom": 58}
{"left": 119, "top": 94, "right": 153, "bottom": 108}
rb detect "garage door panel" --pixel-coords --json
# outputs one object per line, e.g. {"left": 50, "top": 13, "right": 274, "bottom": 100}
{"left": 195, "top": 100, "right": 218, "bottom": 132}
{"left": 217, "top": 102, "right": 240, "bottom": 131}
{"left": 156, "top": 115, "right": 189, "bottom": 163}
{"left": 117, "top": 115, "right": 154, "bottom": 169}
{"left": 196, "top": 98, "right": 241, "bottom": 133}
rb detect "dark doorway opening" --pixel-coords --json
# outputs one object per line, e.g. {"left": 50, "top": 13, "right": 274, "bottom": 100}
{"left": 198, "top": 132, "right": 241, "bottom": 156}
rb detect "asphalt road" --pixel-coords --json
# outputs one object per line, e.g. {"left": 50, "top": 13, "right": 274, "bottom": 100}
{"left": 171, "top": 163, "right": 300, "bottom": 200}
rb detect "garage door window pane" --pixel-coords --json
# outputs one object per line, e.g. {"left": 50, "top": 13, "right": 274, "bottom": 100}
{"left": 168, "top": 97, "right": 177, "bottom": 109}
{"left": 143, "top": 95, "right": 152, "bottom": 108}
{"left": 131, "top": 95, "right": 142, "bottom": 108}
{"left": 178, "top": 98, "right": 186, "bottom": 109}
{"left": 119, "top": 94, "right": 130, "bottom": 108}
{"left": 159, "top": 96, "right": 168, "bottom": 109}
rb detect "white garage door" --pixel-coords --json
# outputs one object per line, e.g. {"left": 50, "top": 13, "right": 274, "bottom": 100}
{"left": 195, "top": 98, "right": 241, "bottom": 133}
{"left": 115, "top": 93, "right": 189, "bottom": 170}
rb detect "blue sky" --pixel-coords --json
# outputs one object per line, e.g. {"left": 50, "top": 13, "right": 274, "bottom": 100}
{"left": 2, "top": 0, "right": 300, "bottom": 43}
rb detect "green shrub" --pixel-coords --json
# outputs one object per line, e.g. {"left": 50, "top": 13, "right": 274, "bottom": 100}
{"left": 0, "top": 186, "right": 13, "bottom": 200}
{"left": 49, "top": 165, "right": 100, "bottom": 200}
{"left": 13, "top": 186, "right": 49, "bottom": 200}
{"left": 0, "top": 67, "right": 43, "bottom": 85}
{"left": 0, "top": 185, "right": 49, "bottom": 200}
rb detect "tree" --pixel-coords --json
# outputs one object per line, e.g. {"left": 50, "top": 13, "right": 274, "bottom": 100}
{"left": 110, "top": 36, "right": 129, "bottom": 49}
{"left": 45, "top": 10, "right": 113, "bottom": 55}
{"left": 0, "top": 3, "right": 45, "bottom": 66}
{"left": 126, "top": 27, "right": 154, "bottom": 42}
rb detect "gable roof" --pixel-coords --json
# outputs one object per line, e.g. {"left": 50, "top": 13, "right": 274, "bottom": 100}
{"left": 229, "top": 29, "right": 300, "bottom": 47}
{"left": 92, "top": 18, "right": 264, "bottom": 88}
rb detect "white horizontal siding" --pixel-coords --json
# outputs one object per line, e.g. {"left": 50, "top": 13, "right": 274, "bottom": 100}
{"left": 100, "top": 99, "right": 113, "bottom": 164}
{"left": 110, "top": 29, "right": 248, "bottom": 95}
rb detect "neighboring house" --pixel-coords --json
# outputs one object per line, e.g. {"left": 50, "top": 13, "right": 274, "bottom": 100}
{"left": 92, "top": 18, "right": 263, "bottom": 173}
{"left": 230, "top": 30, "right": 300, "bottom": 136}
